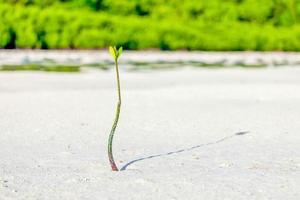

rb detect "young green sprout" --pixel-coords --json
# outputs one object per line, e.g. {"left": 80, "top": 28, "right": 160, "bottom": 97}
{"left": 108, "top": 46, "right": 123, "bottom": 171}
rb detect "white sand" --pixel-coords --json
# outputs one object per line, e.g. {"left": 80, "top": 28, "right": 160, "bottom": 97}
{"left": 0, "top": 67, "right": 299, "bottom": 199}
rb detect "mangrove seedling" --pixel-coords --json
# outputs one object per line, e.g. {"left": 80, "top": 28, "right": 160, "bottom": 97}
{"left": 108, "top": 46, "right": 123, "bottom": 171}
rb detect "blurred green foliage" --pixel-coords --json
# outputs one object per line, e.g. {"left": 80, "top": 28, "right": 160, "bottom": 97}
{"left": 0, "top": 0, "right": 300, "bottom": 50}
{"left": 0, "top": 64, "right": 80, "bottom": 72}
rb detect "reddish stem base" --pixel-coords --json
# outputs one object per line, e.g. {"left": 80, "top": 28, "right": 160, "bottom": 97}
{"left": 110, "top": 161, "right": 119, "bottom": 171}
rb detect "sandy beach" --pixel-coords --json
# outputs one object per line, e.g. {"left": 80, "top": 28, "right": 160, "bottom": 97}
{"left": 0, "top": 66, "right": 299, "bottom": 199}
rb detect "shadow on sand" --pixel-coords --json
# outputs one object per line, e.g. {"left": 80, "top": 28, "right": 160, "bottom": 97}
{"left": 120, "top": 131, "right": 249, "bottom": 171}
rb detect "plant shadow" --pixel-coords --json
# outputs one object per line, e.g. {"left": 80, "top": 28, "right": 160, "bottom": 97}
{"left": 120, "top": 131, "right": 249, "bottom": 171}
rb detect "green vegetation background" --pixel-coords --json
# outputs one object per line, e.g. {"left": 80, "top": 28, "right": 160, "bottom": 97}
{"left": 0, "top": 0, "right": 300, "bottom": 50}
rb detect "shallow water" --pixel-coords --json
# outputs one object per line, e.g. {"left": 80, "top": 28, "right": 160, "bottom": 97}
{"left": 1, "top": 50, "right": 300, "bottom": 72}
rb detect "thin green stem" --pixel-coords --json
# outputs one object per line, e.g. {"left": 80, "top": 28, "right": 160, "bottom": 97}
{"left": 108, "top": 59, "right": 121, "bottom": 171}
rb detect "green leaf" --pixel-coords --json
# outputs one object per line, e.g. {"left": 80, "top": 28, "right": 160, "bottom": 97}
{"left": 109, "top": 46, "right": 123, "bottom": 60}
{"left": 118, "top": 47, "right": 123, "bottom": 57}
{"left": 109, "top": 46, "right": 117, "bottom": 59}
